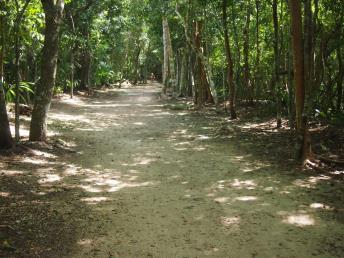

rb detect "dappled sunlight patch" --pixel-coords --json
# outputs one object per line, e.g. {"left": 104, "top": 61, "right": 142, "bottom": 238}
{"left": 234, "top": 196, "right": 258, "bottom": 202}
{"left": 122, "top": 157, "right": 157, "bottom": 166}
{"left": 63, "top": 164, "right": 81, "bottom": 176}
{"left": 1, "top": 169, "right": 24, "bottom": 176}
{"left": 76, "top": 127, "right": 106, "bottom": 131}
{"left": 77, "top": 239, "right": 93, "bottom": 246}
{"left": 242, "top": 167, "right": 255, "bottom": 172}
{"left": 81, "top": 197, "right": 109, "bottom": 205}
{"left": 31, "top": 191, "right": 47, "bottom": 196}
{"left": 263, "top": 186, "right": 275, "bottom": 192}
{"left": 309, "top": 203, "right": 333, "bottom": 210}
{"left": 279, "top": 190, "right": 291, "bottom": 194}
{"left": 174, "top": 147, "right": 188, "bottom": 151}
{"left": 10, "top": 125, "right": 29, "bottom": 138}
{"left": 84, "top": 103, "right": 132, "bottom": 108}
{"left": 133, "top": 122, "right": 145, "bottom": 126}
{"left": 220, "top": 216, "right": 240, "bottom": 226}
{"left": 204, "top": 247, "right": 220, "bottom": 256}
{"left": 80, "top": 185, "right": 103, "bottom": 193}
{"left": 174, "top": 141, "right": 192, "bottom": 146}
{"left": 50, "top": 113, "right": 91, "bottom": 124}
{"left": 195, "top": 215, "right": 204, "bottom": 221}
{"left": 0, "top": 192, "right": 11, "bottom": 197}
{"left": 78, "top": 170, "right": 157, "bottom": 193}
{"left": 83, "top": 175, "right": 120, "bottom": 187}
{"left": 209, "top": 179, "right": 258, "bottom": 192}
{"left": 231, "top": 179, "right": 257, "bottom": 190}
{"left": 20, "top": 157, "right": 49, "bottom": 165}
{"left": 196, "top": 134, "right": 211, "bottom": 140}
{"left": 108, "top": 181, "right": 155, "bottom": 192}
{"left": 283, "top": 214, "right": 315, "bottom": 227}
{"left": 38, "top": 174, "right": 62, "bottom": 184}
{"left": 293, "top": 174, "right": 332, "bottom": 188}
{"left": 214, "top": 197, "right": 230, "bottom": 203}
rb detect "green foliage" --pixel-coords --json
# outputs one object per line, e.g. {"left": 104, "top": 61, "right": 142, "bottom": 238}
{"left": 4, "top": 81, "right": 34, "bottom": 104}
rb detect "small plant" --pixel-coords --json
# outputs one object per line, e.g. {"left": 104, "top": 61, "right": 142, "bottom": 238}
{"left": 4, "top": 81, "right": 35, "bottom": 104}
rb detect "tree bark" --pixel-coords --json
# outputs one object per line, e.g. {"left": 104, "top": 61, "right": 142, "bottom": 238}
{"left": 273, "top": 0, "right": 282, "bottom": 128}
{"left": 222, "top": 0, "right": 236, "bottom": 119}
{"left": 0, "top": 10, "right": 13, "bottom": 149}
{"left": 194, "top": 21, "right": 213, "bottom": 108}
{"left": 255, "top": 0, "right": 260, "bottom": 100}
{"left": 289, "top": 0, "right": 312, "bottom": 162}
{"left": 29, "top": 0, "right": 64, "bottom": 141}
{"left": 243, "top": 6, "right": 252, "bottom": 104}
{"left": 162, "top": 17, "right": 175, "bottom": 93}
{"left": 14, "top": 0, "right": 31, "bottom": 142}
{"left": 337, "top": 48, "right": 343, "bottom": 112}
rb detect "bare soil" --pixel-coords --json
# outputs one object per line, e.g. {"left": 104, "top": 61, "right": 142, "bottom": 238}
{"left": 1, "top": 83, "right": 343, "bottom": 257}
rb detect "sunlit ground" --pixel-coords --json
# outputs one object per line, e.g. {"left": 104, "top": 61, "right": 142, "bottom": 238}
{"left": 1, "top": 85, "right": 343, "bottom": 257}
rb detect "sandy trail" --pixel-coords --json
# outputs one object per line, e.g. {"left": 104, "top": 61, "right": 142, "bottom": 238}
{"left": 2, "top": 84, "right": 343, "bottom": 257}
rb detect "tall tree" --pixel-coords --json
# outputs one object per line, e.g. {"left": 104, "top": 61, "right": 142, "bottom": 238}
{"left": 0, "top": 5, "right": 13, "bottom": 149}
{"left": 29, "top": 0, "right": 64, "bottom": 141}
{"left": 14, "top": 0, "right": 32, "bottom": 141}
{"left": 289, "top": 0, "right": 312, "bottom": 162}
{"left": 243, "top": 4, "right": 252, "bottom": 104}
{"left": 194, "top": 20, "right": 213, "bottom": 107}
{"left": 162, "top": 16, "right": 175, "bottom": 94}
{"left": 273, "top": 0, "right": 282, "bottom": 128}
{"left": 222, "top": 0, "right": 236, "bottom": 119}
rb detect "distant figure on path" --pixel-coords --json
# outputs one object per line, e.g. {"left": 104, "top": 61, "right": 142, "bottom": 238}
{"left": 150, "top": 73, "right": 155, "bottom": 82}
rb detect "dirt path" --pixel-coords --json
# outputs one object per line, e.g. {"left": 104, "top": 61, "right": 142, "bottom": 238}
{"left": 1, "top": 84, "right": 343, "bottom": 257}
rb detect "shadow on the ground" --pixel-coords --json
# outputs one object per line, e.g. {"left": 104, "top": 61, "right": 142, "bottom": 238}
{"left": 1, "top": 86, "right": 343, "bottom": 257}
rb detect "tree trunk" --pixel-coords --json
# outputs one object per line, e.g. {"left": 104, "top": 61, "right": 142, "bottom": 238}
{"left": 14, "top": 23, "right": 21, "bottom": 141}
{"left": 14, "top": 0, "right": 31, "bottom": 141}
{"left": 222, "top": 0, "right": 236, "bottom": 119}
{"left": 255, "top": 0, "right": 260, "bottom": 100}
{"left": 194, "top": 21, "right": 213, "bottom": 108}
{"left": 133, "top": 45, "right": 141, "bottom": 85}
{"left": 273, "top": 0, "right": 282, "bottom": 128}
{"left": 0, "top": 11, "right": 13, "bottom": 149}
{"left": 289, "top": 0, "right": 311, "bottom": 162}
{"left": 162, "top": 17, "right": 174, "bottom": 93}
{"left": 337, "top": 48, "right": 343, "bottom": 112}
{"left": 29, "top": 0, "right": 64, "bottom": 141}
{"left": 79, "top": 49, "right": 91, "bottom": 90}
{"left": 243, "top": 6, "right": 252, "bottom": 104}
{"left": 287, "top": 19, "right": 295, "bottom": 129}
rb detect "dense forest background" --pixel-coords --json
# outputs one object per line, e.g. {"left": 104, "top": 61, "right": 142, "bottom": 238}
{"left": 0, "top": 0, "right": 343, "bottom": 163}
{"left": 0, "top": 1, "right": 343, "bottom": 256}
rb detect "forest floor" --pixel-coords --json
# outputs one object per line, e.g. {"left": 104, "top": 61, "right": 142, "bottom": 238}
{"left": 1, "top": 82, "right": 343, "bottom": 258}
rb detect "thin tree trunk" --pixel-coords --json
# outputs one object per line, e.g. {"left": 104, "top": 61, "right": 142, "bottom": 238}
{"left": 14, "top": 23, "right": 21, "bottom": 141}
{"left": 222, "top": 0, "right": 236, "bottom": 119}
{"left": 69, "top": 12, "right": 75, "bottom": 98}
{"left": 163, "top": 16, "right": 177, "bottom": 91}
{"left": 287, "top": 18, "right": 295, "bottom": 129}
{"left": 273, "top": 0, "right": 282, "bottom": 128}
{"left": 243, "top": 6, "right": 252, "bottom": 104}
{"left": 289, "top": 0, "right": 312, "bottom": 162}
{"left": 0, "top": 9, "right": 13, "bottom": 149}
{"left": 255, "top": 0, "right": 260, "bottom": 100}
{"left": 231, "top": 3, "right": 241, "bottom": 98}
{"left": 337, "top": 48, "right": 343, "bottom": 112}
{"left": 30, "top": 0, "right": 64, "bottom": 141}
{"left": 14, "top": 0, "right": 31, "bottom": 142}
